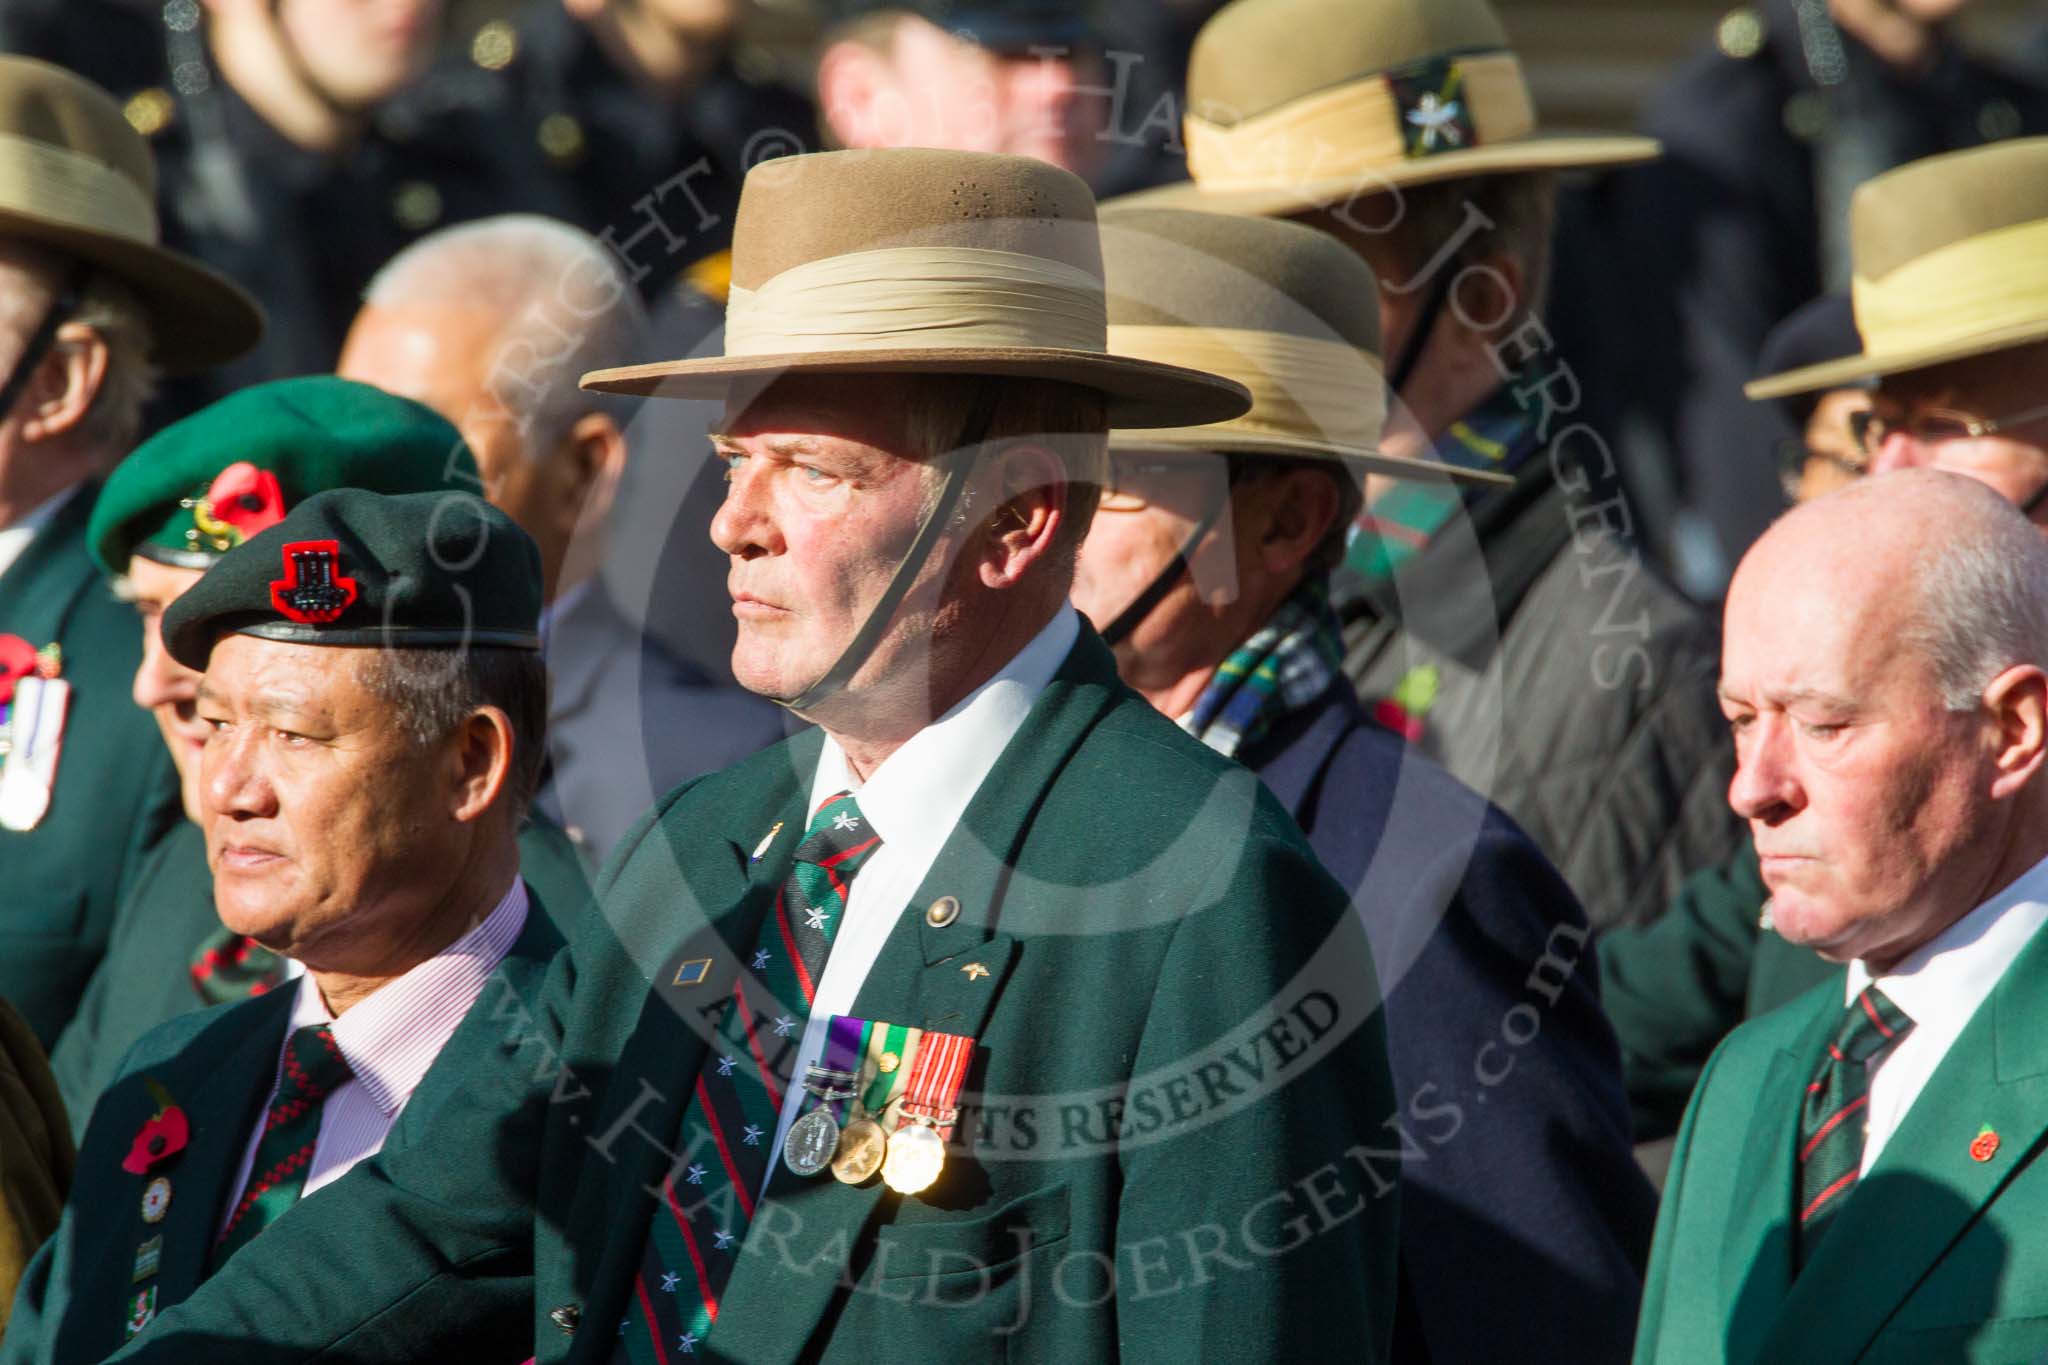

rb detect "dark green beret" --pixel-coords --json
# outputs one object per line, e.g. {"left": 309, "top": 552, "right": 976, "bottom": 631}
{"left": 162, "top": 487, "right": 542, "bottom": 670}
{"left": 88, "top": 376, "right": 481, "bottom": 574}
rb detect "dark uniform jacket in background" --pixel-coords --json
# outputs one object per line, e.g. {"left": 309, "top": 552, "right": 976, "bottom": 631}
{"left": 537, "top": 582, "right": 786, "bottom": 865}
{"left": 3, "top": 900, "right": 566, "bottom": 1365}
{"left": 45, "top": 818, "right": 593, "bottom": 1141}
{"left": 1245, "top": 678, "right": 1655, "bottom": 1364}
{"left": 0, "top": 486, "right": 182, "bottom": 1049}
{"left": 1601, "top": 0, "right": 2048, "bottom": 580}
{"left": 99, "top": 630, "right": 1401, "bottom": 1363}
{"left": 1599, "top": 838, "right": 1841, "bottom": 1143}
{"left": 1336, "top": 408, "right": 1743, "bottom": 933}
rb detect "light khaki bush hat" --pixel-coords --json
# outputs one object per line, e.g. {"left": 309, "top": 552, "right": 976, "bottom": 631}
{"left": 1100, "top": 206, "right": 1507, "bottom": 485}
{"left": 1117, "top": 0, "right": 1660, "bottom": 218}
{"left": 582, "top": 148, "right": 1251, "bottom": 428}
{"left": 1748, "top": 139, "right": 2048, "bottom": 399}
{"left": 0, "top": 55, "right": 260, "bottom": 369}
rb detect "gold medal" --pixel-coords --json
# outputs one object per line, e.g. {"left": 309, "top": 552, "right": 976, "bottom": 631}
{"left": 880, "top": 1121, "right": 946, "bottom": 1195}
{"left": 831, "top": 1116, "right": 888, "bottom": 1185}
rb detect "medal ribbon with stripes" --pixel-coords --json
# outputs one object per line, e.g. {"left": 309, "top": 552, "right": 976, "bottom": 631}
{"left": 613, "top": 791, "right": 880, "bottom": 1363}
{"left": 1795, "top": 984, "right": 1914, "bottom": 1269}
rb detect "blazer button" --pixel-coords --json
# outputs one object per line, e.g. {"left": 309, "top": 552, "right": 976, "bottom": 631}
{"left": 549, "top": 1304, "right": 581, "bottom": 1335}
{"left": 926, "top": 896, "right": 960, "bottom": 928}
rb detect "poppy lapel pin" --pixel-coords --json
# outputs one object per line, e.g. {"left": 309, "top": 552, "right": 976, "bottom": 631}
{"left": 122, "top": 1079, "right": 190, "bottom": 1175}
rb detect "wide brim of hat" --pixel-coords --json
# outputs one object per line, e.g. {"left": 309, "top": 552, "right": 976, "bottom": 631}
{"left": 0, "top": 208, "right": 263, "bottom": 372}
{"left": 1115, "top": 425, "right": 1511, "bottom": 486}
{"left": 1746, "top": 316, "right": 2048, "bottom": 400}
{"left": 1111, "top": 133, "right": 1662, "bottom": 218}
{"left": 581, "top": 348, "right": 1254, "bottom": 428}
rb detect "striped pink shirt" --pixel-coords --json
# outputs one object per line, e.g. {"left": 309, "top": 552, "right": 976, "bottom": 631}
{"left": 216, "top": 880, "right": 528, "bottom": 1234}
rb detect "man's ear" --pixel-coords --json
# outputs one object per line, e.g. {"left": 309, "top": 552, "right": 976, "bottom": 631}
{"left": 1985, "top": 664, "right": 2048, "bottom": 800}
{"left": 556, "top": 411, "right": 628, "bottom": 532}
{"left": 978, "top": 441, "right": 1065, "bottom": 589}
{"left": 450, "top": 706, "right": 516, "bottom": 825}
{"left": 1255, "top": 467, "right": 1342, "bottom": 576}
{"left": 18, "top": 322, "right": 108, "bottom": 445}
{"left": 1446, "top": 251, "right": 1527, "bottom": 342}
{"left": 817, "top": 40, "right": 892, "bottom": 149}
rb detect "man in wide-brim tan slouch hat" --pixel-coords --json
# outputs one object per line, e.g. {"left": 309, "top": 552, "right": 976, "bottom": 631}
{"left": 1076, "top": 204, "right": 1659, "bottom": 1365}
{"left": 103, "top": 148, "right": 1406, "bottom": 1364}
{"left": 0, "top": 55, "right": 262, "bottom": 1052}
{"left": 1749, "top": 138, "right": 2048, "bottom": 526}
{"left": 1117, "top": 0, "right": 1739, "bottom": 934}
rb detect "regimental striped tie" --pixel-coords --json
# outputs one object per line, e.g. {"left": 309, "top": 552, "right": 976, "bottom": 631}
{"left": 211, "top": 1023, "right": 352, "bottom": 1269}
{"left": 1796, "top": 984, "right": 1914, "bottom": 1268}
{"left": 615, "top": 792, "right": 881, "bottom": 1363}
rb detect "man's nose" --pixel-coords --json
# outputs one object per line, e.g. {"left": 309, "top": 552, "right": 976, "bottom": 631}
{"left": 1729, "top": 717, "right": 1803, "bottom": 823}
{"left": 203, "top": 729, "right": 275, "bottom": 820}
{"left": 1868, "top": 427, "right": 1932, "bottom": 475}
{"left": 710, "top": 461, "right": 781, "bottom": 559}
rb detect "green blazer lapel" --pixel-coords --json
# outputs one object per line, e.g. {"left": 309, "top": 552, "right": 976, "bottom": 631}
{"left": 711, "top": 629, "right": 1125, "bottom": 1358}
{"left": 152, "top": 989, "right": 298, "bottom": 1304}
{"left": 1720, "top": 1012, "right": 1827, "bottom": 1364}
{"left": 1763, "top": 926, "right": 2048, "bottom": 1363}
{"left": 0, "top": 481, "right": 97, "bottom": 638}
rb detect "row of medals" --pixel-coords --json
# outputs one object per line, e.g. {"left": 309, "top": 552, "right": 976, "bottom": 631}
{"left": 782, "top": 1063, "right": 949, "bottom": 1195}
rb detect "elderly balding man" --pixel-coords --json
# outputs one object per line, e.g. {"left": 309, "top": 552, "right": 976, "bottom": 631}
{"left": 1637, "top": 470, "right": 2048, "bottom": 1363}
{"left": 339, "top": 215, "right": 785, "bottom": 859}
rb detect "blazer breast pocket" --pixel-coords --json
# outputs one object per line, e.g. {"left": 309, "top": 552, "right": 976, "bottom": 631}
{"left": 872, "top": 1182, "right": 1072, "bottom": 1285}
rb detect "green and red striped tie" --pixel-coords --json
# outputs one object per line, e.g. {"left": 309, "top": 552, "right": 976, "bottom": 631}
{"left": 211, "top": 1023, "right": 352, "bottom": 1269}
{"left": 1796, "top": 984, "right": 1914, "bottom": 1267}
{"left": 614, "top": 791, "right": 880, "bottom": 1362}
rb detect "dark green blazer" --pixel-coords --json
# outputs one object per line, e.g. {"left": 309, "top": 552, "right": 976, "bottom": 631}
{"left": 1635, "top": 920, "right": 2048, "bottom": 1364}
{"left": 46, "top": 816, "right": 592, "bottom": 1140}
{"left": 2, "top": 894, "right": 565, "bottom": 1365}
{"left": 0, "top": 485, "right": 182, "bottom": 1047}
{"left": 101, "top": 629, "right": 1400, "bottom": 1363}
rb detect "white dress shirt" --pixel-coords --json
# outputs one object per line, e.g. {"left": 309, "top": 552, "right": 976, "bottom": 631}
{"left": 218, "top": 879, "right": 529, "bottom": 1231}
{"left": 763, "top": 606, "right": 1079, "bottom": 1190}
{"left": 1847, "top": 854, "right": 2048, "bottom": 1173}
{"left": 0, "top": 484, "right": 79, "bottom": 582}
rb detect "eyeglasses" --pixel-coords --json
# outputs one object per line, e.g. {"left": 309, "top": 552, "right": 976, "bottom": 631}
{"left": 1847, "top": 400, "right": 2048, "bottom": 458}
{"left": 1774, "top": 438, "right": 1867, "bottom": 501}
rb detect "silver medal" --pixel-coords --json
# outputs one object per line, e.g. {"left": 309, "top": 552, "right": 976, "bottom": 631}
{"left": 782, "top": 1107, "right": 842, "bottom": 1178}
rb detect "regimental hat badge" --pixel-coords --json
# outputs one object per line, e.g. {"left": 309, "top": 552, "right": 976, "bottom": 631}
{"left": 1390, "top": 57, "right": 1477, "bottom": 159}
{"left": 177, "top": 461, "right": 287, "bottom": 555}
{"left": 269, "top": 540, "right": 359, "bottom": 625}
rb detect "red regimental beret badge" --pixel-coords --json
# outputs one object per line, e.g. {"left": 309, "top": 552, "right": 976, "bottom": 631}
{"left": 270, "top": 540, "right": 358, "bottom": 624}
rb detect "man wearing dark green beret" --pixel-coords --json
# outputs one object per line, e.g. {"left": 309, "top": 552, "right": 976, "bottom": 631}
{"left": 0, "top": 55, "right": 263, "bottom": 1049}
{"left": 46, "top": 377, "right": 591, "bottom": 1136}
{"left": 5, "top": 487, "right": 567, "bottom": 1362}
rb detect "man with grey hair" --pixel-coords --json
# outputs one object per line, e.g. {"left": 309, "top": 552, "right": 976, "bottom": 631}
{"left": 0, "top": 55, "right": 261, "bottom": 1046}
{"left": 339, "top": 214, "right": 784, "bottom": 860}
{"left": 1639, "top": 468, "right": 2048, "bottom": 1360}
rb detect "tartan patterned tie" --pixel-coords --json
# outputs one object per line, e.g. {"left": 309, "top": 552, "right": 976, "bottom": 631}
{"left": 189, "top": 926, "right": 290, "bottom": 1006}
{"left": 614, "top": 792, "right": 880, "bottom": 1362}
{"left": 1796, "top": 985, "right": 1914, "bottom": 1267}
{"left": 211, "top": 1023, "right": 352, "bottom": 1268}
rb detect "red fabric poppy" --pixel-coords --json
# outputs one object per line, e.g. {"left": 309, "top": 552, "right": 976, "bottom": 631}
{"left": 0, "top": 634, "right": 35, "bottom": 706}
{"left": 122, "top": 1106, "right": 190, "bottom": 1174}
{"left": 1370, "top": 697, "right": 1426, "bottom": 744}
{"left": 204, "top": 461, "right": 287, "bottom": 540}
{"left": 1971, "top": 1129, "right": 2001, "bottom": 1163}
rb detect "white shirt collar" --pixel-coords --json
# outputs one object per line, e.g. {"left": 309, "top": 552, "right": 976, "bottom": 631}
{"left": 288, "top": 878, "right": 529, "bottom": 1115}
{"left": 0, "top": 483, "right": 82, "bottom": 583}
{"left": 808, "top": 606, "right": 1079, "bottom": 865}
{"left": 1848, "top": 853, "right": 2048, "bottom": 1029}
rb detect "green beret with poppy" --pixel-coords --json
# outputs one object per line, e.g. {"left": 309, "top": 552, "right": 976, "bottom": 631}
{"left": 162, "top": 487, "right": 542, "bottom": 669}
{"left": 88, "top": 376, "right": 481, "bottom": 575}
